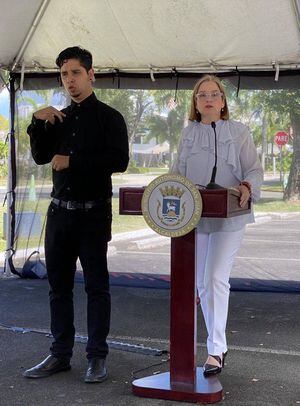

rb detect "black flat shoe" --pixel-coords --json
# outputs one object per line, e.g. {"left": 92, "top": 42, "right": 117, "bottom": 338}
{"left": 84, "top": 358, "right": 108, "bottom": 383}
{"left": 23, "top": 355, "right": 71, "bottom": 379}
{"left": 203, "top": 351, "right": 227, "bottom": 377}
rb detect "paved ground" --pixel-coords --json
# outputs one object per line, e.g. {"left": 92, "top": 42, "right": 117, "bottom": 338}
{"left": 106, "top": 212, "right": 300, "bottom": 292}
{"left": 1, "top": 174, "right": 299, "bottom": 404}
{"left": 1, "top": 211, "right": 300, "bottom": 405}
{"left": 0, "top": 278, "right": 299, "bottom": 406}
{"left": 0, "top": 172, "right": 285, "bottom": 268}
{"left": 3, "top": 212, "right": 300, "bottom": 290}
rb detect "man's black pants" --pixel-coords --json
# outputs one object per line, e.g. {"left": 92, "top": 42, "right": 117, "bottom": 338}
{"left": 45, "top": 201, "right": 111, "bottom": 360}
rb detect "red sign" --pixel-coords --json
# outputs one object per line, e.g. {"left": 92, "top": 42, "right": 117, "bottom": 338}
{"left": 274, "top": 131, "right": 289, "bottom": 146}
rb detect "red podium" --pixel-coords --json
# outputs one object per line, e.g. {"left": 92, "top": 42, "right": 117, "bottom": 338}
{"left": 119, "top": 187, "right": 250, "bottom": 404}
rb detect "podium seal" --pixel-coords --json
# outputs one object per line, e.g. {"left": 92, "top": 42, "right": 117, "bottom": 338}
{"left": 142, "top": 174, "right": 202, "bottom": 237}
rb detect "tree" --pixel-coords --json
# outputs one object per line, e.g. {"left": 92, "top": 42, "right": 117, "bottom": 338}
{"left": 0, "top": 114, "right": 9, "bottom": 178}
{"left": 94, "top": 89, "right": 153, "bottom": 152}
{"left": 0, "top": 113, "right": 8, "bottom": 131}
{"left": 126, "top": 90, "right": 153, "bottom": 146}
{"left": 249, "top": 89, "right": 300, "bottom": 200}
{"left": 15, "top": 89, "right": 66, "bottom": 181}
{"left": 147, "top": 90, "right": 192, "bottom": 166}
{"left": 223, "top": 80, "right": 300, "bottom": 199}
{"left": 284, "top": 99, "right": 300, "bottom": 200}
{"left": 0, "top": 69, "right": 9, "bottom": 93}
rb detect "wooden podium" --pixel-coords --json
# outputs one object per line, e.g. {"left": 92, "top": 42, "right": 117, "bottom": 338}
{"left": 119, "top": 187, "right": 250, "bottom": 404}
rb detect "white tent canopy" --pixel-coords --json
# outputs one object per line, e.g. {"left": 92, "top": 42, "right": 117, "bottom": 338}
{"left": 0, "top": 0, "right": 299, "bottom": 89}
{"left": 0, "top": 1, "right": 299, "bottom": 280}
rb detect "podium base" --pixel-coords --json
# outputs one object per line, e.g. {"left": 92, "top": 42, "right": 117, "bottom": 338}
{"left": 132, "top": 368, "right": 223, "bottom": 404}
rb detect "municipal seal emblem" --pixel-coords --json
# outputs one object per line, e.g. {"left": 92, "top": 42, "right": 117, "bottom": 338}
{"left": 141, "top": 174, "right": 202, "bottom": 237}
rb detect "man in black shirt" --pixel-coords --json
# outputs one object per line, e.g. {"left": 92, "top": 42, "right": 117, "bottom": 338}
{"left": 23, "top": 46, "right": 129, "bottom": 383}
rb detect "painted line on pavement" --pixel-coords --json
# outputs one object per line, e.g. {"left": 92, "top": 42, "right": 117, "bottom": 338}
{"left": 1, "top": 324, "right": 298, "bottom": 357}
{"left": 116, "top": 251, "right": 300, "bottom": 262}
{"left": 117, "top": 251, "right": 169, "bottom": 256}
{"left": 236, "top": 256, "right": 300, "bottom": 262}
{"left": 109, "top": 334, "right": 300, "bottom": 357}
{"left": 271, "top": 220, "right": 300, "bottom": 222}
{"left": 244, "top": 238, "right": 300, "bottom": 244}
{"left": 247, "top": 228, "right": 300, "bottom": 233}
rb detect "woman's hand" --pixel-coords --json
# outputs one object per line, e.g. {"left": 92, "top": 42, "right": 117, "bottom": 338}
{"left": 237, "top": 184, "right": 251, "bottom": 207}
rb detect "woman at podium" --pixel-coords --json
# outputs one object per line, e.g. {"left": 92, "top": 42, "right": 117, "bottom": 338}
{"left": 171, "top": 75, "right": 263, "bottom": 376}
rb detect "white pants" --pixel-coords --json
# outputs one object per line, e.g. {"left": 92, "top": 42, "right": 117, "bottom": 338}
{"left": 196, "top": 227, "right": 245, "bottom": 355}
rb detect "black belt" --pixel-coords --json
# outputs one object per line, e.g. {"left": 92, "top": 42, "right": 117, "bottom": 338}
{"left": 51, "top": 198, "right": 111, "bottom": 210}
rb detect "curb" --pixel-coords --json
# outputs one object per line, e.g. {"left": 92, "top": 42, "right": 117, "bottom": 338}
{"left": 111, "top": 228, "right": 154, "bottom": 242}
{"left": 254, "top": 211, "right": 300, "bottom": 220}
{"left": 128, "top": 235, "right": 169, "bottom": 250}
{"left": 1, "top": 213, "right": 299, "bottom": 264}
{"left": 111, "top": 212, "right": 298, "bottom": 243}
{"left": 109, "top": 211, "right": 300, "bottom": 252}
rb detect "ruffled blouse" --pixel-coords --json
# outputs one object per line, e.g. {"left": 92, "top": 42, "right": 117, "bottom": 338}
{"left": 171, "top": 119, "right": 263, "bottom": 233}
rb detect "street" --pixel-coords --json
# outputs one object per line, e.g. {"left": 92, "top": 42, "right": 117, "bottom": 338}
{"left": 108, "top": 212, "right": 300, "bottom": 288}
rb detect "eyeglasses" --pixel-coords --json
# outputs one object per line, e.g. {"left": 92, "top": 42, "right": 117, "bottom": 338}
{"left": 195, "top": 91, "right": 223, "bottom": 101}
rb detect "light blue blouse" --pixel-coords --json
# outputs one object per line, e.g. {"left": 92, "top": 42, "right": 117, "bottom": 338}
{"left": 171, "top": 119, "right": 264, "bottom": 233}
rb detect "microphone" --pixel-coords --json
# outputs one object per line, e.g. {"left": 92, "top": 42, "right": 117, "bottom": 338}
{"left": 206, "top": 121, "right": 224, "bottom": 189}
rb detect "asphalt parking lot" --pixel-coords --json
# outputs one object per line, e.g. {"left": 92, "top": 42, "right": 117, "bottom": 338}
{"left": 0, "top": 212, "right": 299, "bottom": 405}
{"left": 108, "top": 212, "right": 300, "bottom": 291}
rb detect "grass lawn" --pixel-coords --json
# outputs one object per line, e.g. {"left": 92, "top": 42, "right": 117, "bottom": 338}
{"left": 254, "top": 199, "right": 300, "bottom": 212}
{"left": 146, "top": 167, "right": 169, "bottom": 174}
{"left": 261, "top": 180, "right": 285, "bottom": 192}
{"left": 0, "top": 198, "right": 147, "bottom": 253}
{"left": 111, "top": 199, "right": 147, "bottom": 233}
{"left": 261, "top": 185, "right": 284, "bottom": 192}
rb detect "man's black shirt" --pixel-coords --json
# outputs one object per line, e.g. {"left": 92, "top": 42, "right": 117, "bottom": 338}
{"left": 27, "top": 92, "right": 129, "bottom": 201}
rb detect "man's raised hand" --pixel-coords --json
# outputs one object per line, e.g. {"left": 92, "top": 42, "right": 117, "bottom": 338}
{"left": 34, "top": 107, "right": 66, "bottom": 125}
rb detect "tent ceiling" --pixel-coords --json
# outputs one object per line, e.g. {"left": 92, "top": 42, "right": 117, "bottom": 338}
{"left": 0, "top": 0, "right": 299, "bottom": 90}
{"left": 1, "top": 0, "right": 299, "bottom": 74}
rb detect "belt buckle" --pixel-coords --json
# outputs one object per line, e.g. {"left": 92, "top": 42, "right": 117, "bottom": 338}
{"left": 66, "top": 201, "right": 77, "bottom": 210}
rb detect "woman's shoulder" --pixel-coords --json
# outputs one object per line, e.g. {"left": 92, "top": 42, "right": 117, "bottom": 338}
{"left": 227, "top": 119, "right": 250, "bottom": 139}
{"left": 228, "top": 119, "right": 249, "bottom": 132}
{"left": 181, "top": 120, "right": 200, "bottom": 137}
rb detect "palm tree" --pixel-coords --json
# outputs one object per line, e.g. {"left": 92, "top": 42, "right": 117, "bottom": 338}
{"left": 147, "top": 90, "right": 191, "bottom": 166}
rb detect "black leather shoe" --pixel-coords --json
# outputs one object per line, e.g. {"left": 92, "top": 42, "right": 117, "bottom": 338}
{"left": 23, "top": 355, "right": 71, "bottom": 379}
{"left": 84, "top": 358, "right": 108, "bottom": 383}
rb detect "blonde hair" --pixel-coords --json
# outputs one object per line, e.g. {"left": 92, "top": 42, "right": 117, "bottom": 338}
{"left": 189, "top": 75, "right": 229, "bottom": 122}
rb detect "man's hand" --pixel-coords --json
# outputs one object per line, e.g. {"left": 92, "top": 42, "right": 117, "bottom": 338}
{"left": 51, "top": 155, "right": 69, "bottom": 171}
{"left": 237, "top": 184, "right": 250, "bottom": 208}
{"left": 34, "top": 106, "right": 66, "bottom": 125}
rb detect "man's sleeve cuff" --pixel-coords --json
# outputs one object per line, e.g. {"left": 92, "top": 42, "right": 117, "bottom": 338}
{"left": 69, "top": 154, "right": 81, "bottom": 171}
{"left": 31, "top": 115, "right": 45, "bottom": 128}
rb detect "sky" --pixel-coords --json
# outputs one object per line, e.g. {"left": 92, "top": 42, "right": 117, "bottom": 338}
{"left": 0, "top": 89, "right": 9, "bottom": 118}
{"left": 0, "top": 89, "right": 67, "bottom": 118}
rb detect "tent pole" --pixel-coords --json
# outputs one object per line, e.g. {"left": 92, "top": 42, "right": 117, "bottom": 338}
{"left": 11, "top": 0, "right": 51, "bottom": 71}
{"left": 4, "top": 75, "right": 17, "bottom": 277}
{"left": 292, "top": 0, "right": 300, "bottom": 30}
